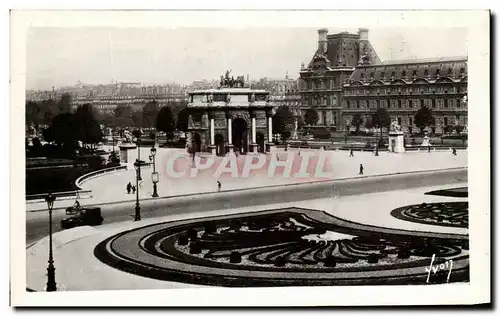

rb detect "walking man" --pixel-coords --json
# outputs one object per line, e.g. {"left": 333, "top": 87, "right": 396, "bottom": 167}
{"left": 132, "top": 185, "right": 136, "bottom": 194}
{"left": 217, "top": 181, "right": 222, "bottom": 192}
{"left": 126, "top": 182, "right": 132, "bottom": 194}
{"left": 452, "top": 148, "right": 457, "bottom": 156}
{"left": 350, "top": 149, "right": 354, "bottom": 157}
{"left": 359, "top": 164, "right": 364, "bottom": 175}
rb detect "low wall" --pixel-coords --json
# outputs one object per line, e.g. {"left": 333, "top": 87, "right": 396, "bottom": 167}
{"left": 25, "top": 165, "right": 128, "bottom": 204}
{"left": 75, "top": 165, "right": 128, "bottom": 189}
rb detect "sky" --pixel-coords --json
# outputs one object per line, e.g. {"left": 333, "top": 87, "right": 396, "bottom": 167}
{"left": 26, "top": 27, "right": 468, "bottom": 90}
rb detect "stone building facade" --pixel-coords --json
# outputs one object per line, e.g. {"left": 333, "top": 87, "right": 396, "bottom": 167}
{"left": 299, "top": 28, "right": 468, "bottom": 134}
{"left": 186, "top": 88, "right": 274, "bottom": 155}
{"left": 342, "top": 57, "right": 468, "bottom": 134}
{"left": 299, "top": 28, "right": 380, "bottom": 130}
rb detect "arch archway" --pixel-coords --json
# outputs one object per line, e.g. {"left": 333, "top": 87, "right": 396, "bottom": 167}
{"left": 215, "top": 134, "right": 225, "bottom": 156}
{"left": 191, "top": 132, "right": 201, "bottom": 154}
{"left": 232, "top": 118, "right": 248, "bottom": 154}
{"left": 256, "top": 132, "right": 265, "bottom": 153}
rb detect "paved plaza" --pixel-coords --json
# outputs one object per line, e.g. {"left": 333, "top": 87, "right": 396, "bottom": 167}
{"left": 26, "top": 183, "right": 467, "bottom": 291}
{"left": 26, "top": 148, "right": 467, "bottom": 212}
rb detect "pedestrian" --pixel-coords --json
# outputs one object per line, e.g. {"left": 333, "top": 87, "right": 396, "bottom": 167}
{"left": 359, "top": 164, "right": 364, "bottom": 175}
{"left": 132, "top": 185, "right": 136, "bottom": 194}
{"left": 452, "top": 148, "right": 457, "bottom": 156}
{"left": 428, "top": 146, "right": 431, "bottom": 153}
{"left": 126, "top": 182, "right": 132, "bottom": 194}
{"left": 217, "top": 181, "right": 222, "bottom": 192}
{"left": 350, "top": 149, "right": 354, "bottom": 157}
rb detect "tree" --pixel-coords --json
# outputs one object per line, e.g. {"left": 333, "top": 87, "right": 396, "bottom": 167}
{"left": 42, "top": 126, "right": 55, "bottom": 144}
{"left": 57, "top": 93, "right": 72, "bottom": 113}
{"left": 273, "top": 106, "right": 294, "bottom": 150}
{"left": 114, "top": 104, "right": 132, "bottom": 119}
{"left": 304, "top": 109, "right": 319, "bottom": 126}
{"left": 26, "top": 101, "right": 41, "bottom": 127}
{"left": 414, "top": 106, "right": 435, "bottom": 134}
{"left": 142, "top": 100, "right": 159, "bottom": 128}
{"left": 443, "top": 125, "right": 454, "bottom": 135}
{"left": 371, "top": 108, "right": 391, "bottom": 130}
{"left": 176, "top": 108, "right": 190, "bottom": 132}
{"left": 50, "top": 112, "right": 79, "bottom": 153}
{"left": 351, "top": 114, "right": 363, "bottom": 134}
{"left": 156, "top": 106, "right": 176, "bottom": 144}
{"left": 114, "top": 105, "right": 134, "bottom": 129}
{"left": 131, "top": 111, "right": 143, "bottom": 128}
{"left": 74, "top": 104, "right": 103, "bottom": 149}
{"left": 364, "top": 116, "right": 374, "bottom": 129}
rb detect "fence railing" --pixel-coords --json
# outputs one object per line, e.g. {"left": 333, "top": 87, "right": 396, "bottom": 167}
{"left": 75, "top": 165, "right": 128, "bottom": 189}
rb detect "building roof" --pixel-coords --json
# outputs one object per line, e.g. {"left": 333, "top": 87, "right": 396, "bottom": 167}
{"left": 348, "top": 56, "right": 468, "bottom": 84}
{"left": 189, "top": 88, "right": 269, "bottom": 94}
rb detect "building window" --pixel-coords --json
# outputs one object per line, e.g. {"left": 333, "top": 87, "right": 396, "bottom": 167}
{"left": 431, "top": 99, "right": 436, "bottom": 108}
{"left": 420, "top": 99, "right": 424, "bottom": 107}
{"left": 376, "top": 99, "right": 380, "bottom": 108}
{"left": 397, "top": 117, "right": 402, "bottom": 126}
{"left": 346, "top": 100, "right": 350, "bottom": 108}
{"left": 444, "top": 117, "right": 448, "bottom": 126}
{"left": 408, "top": 99, "right": 412, "bottom": 108}
{"left": 456, "top": 98, "right": 461, "bottom": 108}
{"left": 444, "top": 99, "right": 448, "bottom": 108}
{"left": 322, "top": 111, "right": 327, "bottom": 125}
{"left": 398, "top": 99, "right": 402, "bottom": 108}
{"left": 356, "top": 101, "right": 360, "bottom": 108}
{"left": 409, "top": 117, "right": 413, "bottom": 126}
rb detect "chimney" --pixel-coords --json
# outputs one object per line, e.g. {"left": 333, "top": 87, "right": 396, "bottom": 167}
{"left": 358, "top": 28, "right": 369, "bottom": 40}
{"left": 317, "top": 28, "right": 328, "bottom": 54}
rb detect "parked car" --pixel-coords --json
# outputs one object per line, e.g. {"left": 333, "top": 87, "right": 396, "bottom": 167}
{"left": 61, "top": 206, "right": 104, "bottom": 229}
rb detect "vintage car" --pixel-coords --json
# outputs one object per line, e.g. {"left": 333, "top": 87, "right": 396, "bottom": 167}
{"left": 60, "top": 206, "right": 104, "bottom": 229}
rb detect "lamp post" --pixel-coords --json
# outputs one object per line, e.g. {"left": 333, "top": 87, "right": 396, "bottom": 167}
{"left": 133, "top": 130, "right": 142, "bottom": 221}
{"left": 150, "top": 147, "right": 159, "bottom": 197}
{"left": 44, "top": 193, "right": 57, "bottom": 292}
{"left": 134, "top": 159, "right": 142, "bottom": 221}
{"left": 375, "top": 125, "right": 380, "bottom": 156}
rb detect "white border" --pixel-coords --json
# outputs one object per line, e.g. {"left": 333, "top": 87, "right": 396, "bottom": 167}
{"left": 10, "top": 10, "right": 490, "bottom": 307}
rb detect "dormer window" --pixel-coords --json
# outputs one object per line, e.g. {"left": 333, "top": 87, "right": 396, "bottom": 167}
{"left": 381, "top": 72, "right": 385, "bottom": 79}
{"left": 436, "top": 69, "right": 441, "bottom": 77}
{"left": 448, "top": 68, "right": 453, "bottom": 75}
{"left": 460, "top": 68, "right": 465, "bottom": 76}
{"left": 370, "top": 72, "right": 374, "bottom": 79}
{"left": 424, "top": 69, "right": 429, "bottom": 77}
{"left": 391, "top": 71, "right": 396, "bottom": 79}
{"left": 412, "top": 70, "right": 417, "bottom": 78}
{"left": 402, "top": 71, "right": 406, "bottom": 78}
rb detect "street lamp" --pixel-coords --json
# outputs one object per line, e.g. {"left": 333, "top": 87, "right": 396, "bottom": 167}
{"left": 44, "top": 193, "right": 57, "bottom": 292}
{"left": 375, "top": 125, "right": 380, "bottom": 156}
{"left": 133, "top": 159, "right": 142, "bottom": 221}
{"left": 150, "top": 147, "right": 159, "bottom": 197}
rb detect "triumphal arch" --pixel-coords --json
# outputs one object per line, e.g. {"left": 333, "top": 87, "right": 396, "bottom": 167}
{"left": 186, "top": 72, "right": 275, "bottom": 155}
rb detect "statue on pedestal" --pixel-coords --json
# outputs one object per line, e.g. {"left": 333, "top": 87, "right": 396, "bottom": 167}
{"left": 389, "top": 120, "right": 402, "bottom": 133}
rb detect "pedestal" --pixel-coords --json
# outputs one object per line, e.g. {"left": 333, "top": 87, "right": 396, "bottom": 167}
{"left": 227, "top": 144, "right": 235, "bottom": 154}
{"left": 388, "top": 132, "right": 405, "bottom": 153}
